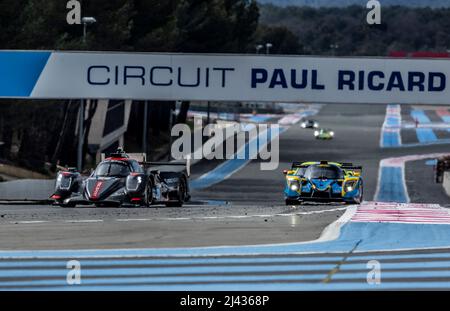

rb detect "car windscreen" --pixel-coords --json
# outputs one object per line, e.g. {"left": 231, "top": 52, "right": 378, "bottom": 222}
{"left": 295, "top": 167, "right": 307, "bottom": 176}
{"left": 305, "top": 166, "right": 343, "bottom": 179}
{"left": 95, "top": 162, "right": 130, "bottom": 177}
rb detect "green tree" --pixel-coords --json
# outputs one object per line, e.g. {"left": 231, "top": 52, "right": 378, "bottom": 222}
{"left": 176, "top": 0, "right": 259, "bottom": 52}
{"left": 132, "top": 0, "right": 179, "bottom": 51}
{"left": 0, "top": 0, "right": 262, "bottom": 170}
{"left": 255, "top": 25, "right": 302, "bottom": 54}
{"left": 0, "top": 0, "right": 22, "bottom": 48}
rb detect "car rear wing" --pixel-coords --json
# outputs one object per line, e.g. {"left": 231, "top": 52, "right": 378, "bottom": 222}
{"left": 291, "top": 162, "right": 309, "bottom": 169}
{"left": 292, "top": 160, "right": 344, "bottom": 168}
{"left": 340, "top": 162, "right": 354, "bottom": 167}
{"left": 100, "top": 152, "right": 191, "bottom": 176}
{"left": 56, "top": 165, "right": 79, "bottom": 173}
{"left": 140, "top": 157, "right": 191, "bottom": 177}
{"left": 290, "top": 161, "right": 362, "bottom": 171}
{"left": 341, "top": 165, "right": 363, "bottom": 176}
{"left": 341, "top": 164, "right": 362, "bottom": 170}
{"left": 101, "top": 153, "right": 147, "bottom": 162}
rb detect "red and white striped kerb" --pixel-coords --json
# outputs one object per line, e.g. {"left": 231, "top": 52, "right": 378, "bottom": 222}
{"left": 351, "top": 202, "right": 450, "bottom": 224}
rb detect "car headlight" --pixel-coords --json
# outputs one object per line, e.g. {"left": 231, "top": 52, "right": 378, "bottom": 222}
{"left": 290, "top": 181, "right": 300, "bottom": 191}
{"left": 301, "top": 123, "right": 306, "bottom": 128}
{"left": 314, "top": 123, "right": 319, "bottom": 128}
{"left": 126, "top": 175, "right": 143, "bottom": 191}
{"left": 56, "top": 174, "right": 62, "bottom": 188}
{"left": 345, "top": 181, "right": 357, "bottom": 192}
{"left": 56, "top": 173, "right": 72, "bottom": 190}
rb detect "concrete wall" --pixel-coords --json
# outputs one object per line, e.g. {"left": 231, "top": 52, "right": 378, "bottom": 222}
{"left": 0, "top": 164, "right": 49, "bottom": 180}
{"left": 443, "top": 171, "right": 450, "bottom": 197}
{"left": 0, "top": 179, "right": 54, "bottom": 200}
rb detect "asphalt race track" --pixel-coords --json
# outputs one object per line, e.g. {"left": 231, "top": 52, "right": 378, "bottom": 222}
{"left": 0, "top": 104, "right": 449, "bottom": 250}
{"left": 2, "top": 103, "right": 450, "bottom": 290}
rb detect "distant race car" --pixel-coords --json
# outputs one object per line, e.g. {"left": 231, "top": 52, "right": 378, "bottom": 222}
{"left": 301, "top": 119, "right": 319, "bottom": 129}
{"left": 50, "top": 149, "right": 190, "bottom": 207}
{"left": 283, "top": 161, "right": 363, "bottom": 205}
{"left": 314, "top": 128, "right": 334, "bottom": 140}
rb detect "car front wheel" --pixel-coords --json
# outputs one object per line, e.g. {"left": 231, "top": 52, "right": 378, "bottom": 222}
{"left": 144, "top": 179, "right": 154, "bottom": 207}
{"left": 166, "top": 179, "right": 186, "bottom": 207}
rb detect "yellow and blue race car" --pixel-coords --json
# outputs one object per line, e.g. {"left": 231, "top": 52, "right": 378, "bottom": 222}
{"left": 283, "top": 161, "right": 363, "bottom": 205}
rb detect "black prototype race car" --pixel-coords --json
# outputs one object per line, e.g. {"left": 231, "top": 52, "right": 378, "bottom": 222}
{"left": 301, "top": 119, "right": 319, "bottom": 129}
{"left": 50, "top": 149, "right": 190, "bottom": 207}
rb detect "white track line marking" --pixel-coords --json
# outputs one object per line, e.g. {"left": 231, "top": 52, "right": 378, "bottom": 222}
{"left": 10, "top": 221, "right": 50, "bottom": 224}
{"left": 276, "top": 207, "right": 348, "bottom": 217}
{"left": 63, "top": 220, "right": 104, "bottom": 223}
{"left": 115, "top": 207, "right": 348, "bottom": 222}
{"left": 4, "top": 207, "right": 348, "bottom": 225}
{"left": 116, "top": 218, "right": 153, "bottom": 222}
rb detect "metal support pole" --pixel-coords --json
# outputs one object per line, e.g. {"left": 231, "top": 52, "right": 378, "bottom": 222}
{"left": 77, "top": 99, "right": 85, "bottom": 171}
{"left": 83, "top": 23, "right": 87, "bottom": 44}
{"left": 142, "top": 101, "right": 148, "bottom": 156}
{"left": 168, "top": 107, "right": 173, "bottom": 161}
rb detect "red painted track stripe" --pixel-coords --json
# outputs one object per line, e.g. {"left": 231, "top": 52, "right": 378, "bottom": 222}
{"left": 352, "top": 220, "right": 450, "bottom": 224}
{"left": 353, "top": 216, "right": 450, "bottom": 220}
{"left": 436, "top": 109, "right": 450, "bottom": 117}
{"left": 355, "top": 212, "right": 450, "bottom": 217}
{"left": 356, "top": 209, "right": 448, "bottom": 213}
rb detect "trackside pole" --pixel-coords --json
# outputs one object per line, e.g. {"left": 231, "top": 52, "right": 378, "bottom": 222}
{"left": 168, "top": 109, "right": 173, "bottom": 161}
{"left": 77, "top": 99, "right": 85, "bottom": 172}
{"left": 143, "top": 100, "right": 148, "bottom": 155}
{"left": 186, "top": 154, "right": 191, "bottom": 177}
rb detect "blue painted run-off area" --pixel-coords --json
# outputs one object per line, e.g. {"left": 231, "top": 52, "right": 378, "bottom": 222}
{"left": 411, "top": 109, "right": 431, "bottom": 123}
{"left": 248, "top": 115, "right": 273, "bottom": 123}
{"left": 190, "top": 127, "right": 286, "bottom": 190}
{"left": 4, "top": 226, "right": 450, "bottom": 291}
{"left": 411, "top": 110, "right": 437, "bottom": 143}
{"left": 375, "top": 166, "right": 408, "bottom": 203}
{"left": 438, "top": 114, "right": 450, "bottom": 133}
{"left": 415, "top": 128, "right": 438, "bottom": 143}
{"left": 381, "top": 105, "right": 401, "bottom": 147}
{"left": 382, "top": 129, "right": 401, "bottom": 147}
{"left": 426, "top": 159, "right": 437, "bottom": 166}
{"left": 441, "top": 115, "right": 450, "bottom": 123}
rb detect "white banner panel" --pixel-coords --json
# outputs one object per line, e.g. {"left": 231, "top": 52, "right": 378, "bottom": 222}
{"left": 2, "top": 51, "right": 450, "bottom": 104}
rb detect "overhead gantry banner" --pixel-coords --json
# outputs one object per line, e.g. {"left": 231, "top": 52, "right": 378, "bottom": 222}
{"left": 1, "top": 50, "right": 450, "bottom": 104}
